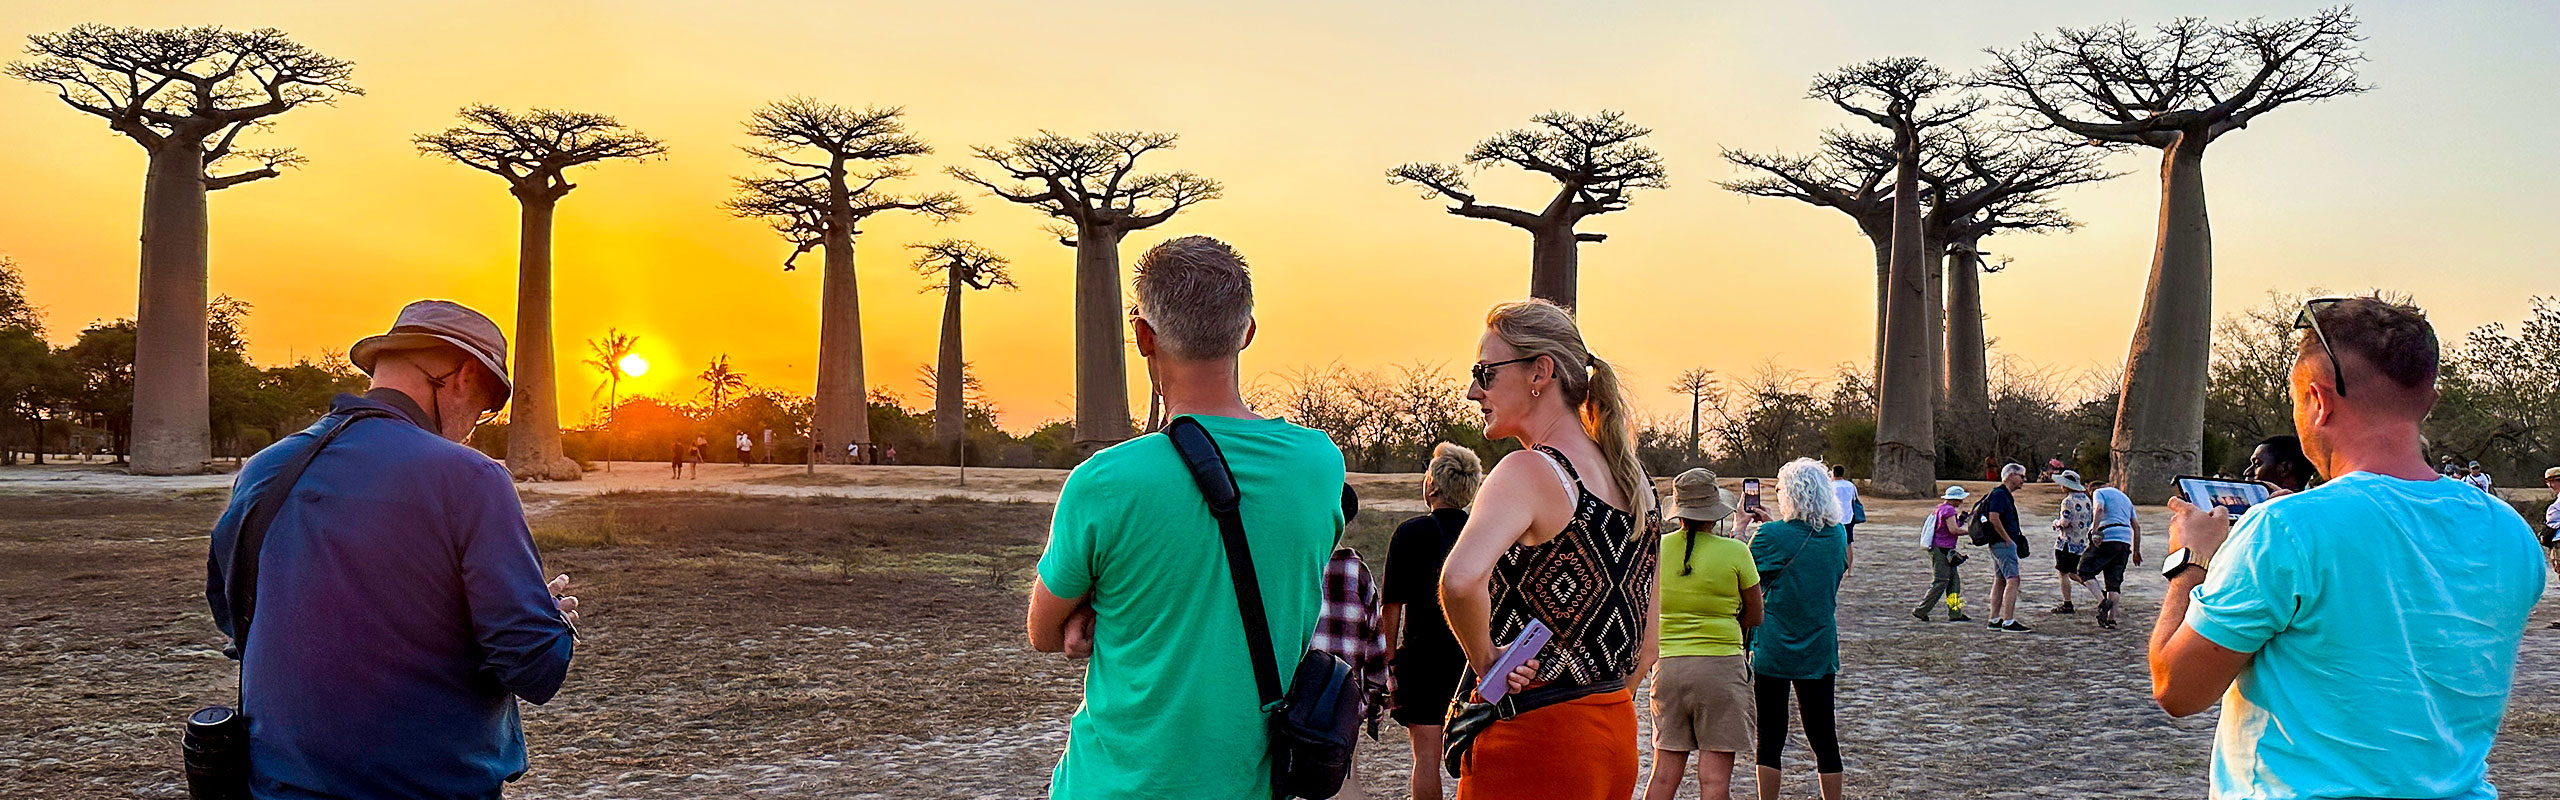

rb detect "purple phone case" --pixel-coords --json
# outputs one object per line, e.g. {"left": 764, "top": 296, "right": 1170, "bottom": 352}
{"left": 1477, "top": 619, "right": 1553, "bottom": 704}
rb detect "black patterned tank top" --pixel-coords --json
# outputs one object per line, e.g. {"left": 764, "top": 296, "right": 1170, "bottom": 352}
{"left": 1485, "top": 445, "right": 1661, "bottom": 685}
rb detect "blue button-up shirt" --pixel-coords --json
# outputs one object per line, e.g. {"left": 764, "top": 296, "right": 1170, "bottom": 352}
{"left": 207, "top": 391, "right": 574, "bottom": 799}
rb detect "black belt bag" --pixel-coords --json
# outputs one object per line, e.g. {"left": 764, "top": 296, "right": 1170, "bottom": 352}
{"left": 1440, "top": 676, "right": 1625, "bottom": 778}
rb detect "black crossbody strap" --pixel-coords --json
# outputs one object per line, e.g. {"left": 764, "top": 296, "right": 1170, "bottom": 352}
{"left": 223, "top": 408, "right": 397, "bottom": 658}
{"left": 1165, "top": 417, "right": 1286, "bottom": 707}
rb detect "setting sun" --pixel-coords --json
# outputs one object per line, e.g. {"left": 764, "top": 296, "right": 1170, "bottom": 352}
{"left": 619, "top": 353, "right": 649, "bottom": 378}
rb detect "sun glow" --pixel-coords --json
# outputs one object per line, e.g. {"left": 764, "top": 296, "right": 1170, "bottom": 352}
{"left": 619, "top": 353, "right": 649, "bottom": 378}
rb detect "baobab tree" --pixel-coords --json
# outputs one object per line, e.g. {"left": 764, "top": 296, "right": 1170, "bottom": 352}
{"left": 727, "top": 99, "right": 962, "bottom": 463}
{"left": 1813, "top": 58, "right": 1982, "bottom": 497}
{"left": 1667, "top": 368, "right": 1721, "bottom": 462}
{"left": 582, "top": 328, "right": 638, "bottom": 467}
{"left": 417, "top": 105, "right": 664, "bottom": 481}
{"left": 8, "top": 25, "right": 358, "bottom": 474}
{"left": 698, "top": 355, "right": 747, "bottom": 410}
{"left": 912, "top": 240, "right": 1016, "bottom": 456}
{"left": 1723, "top": 130, "right": 1905, "bottom": 378}
{"left": 1388, "top": 111, "right": 1667, "bottom": 310}
{"left": 1926, "top": 130, "right": 2115, "bottom": 436}
{"left": 950, "top": 131, "right": 1221, "bottom": 449}
{"left": 1980, "top": 7, "right": 2367, "bottom": 499}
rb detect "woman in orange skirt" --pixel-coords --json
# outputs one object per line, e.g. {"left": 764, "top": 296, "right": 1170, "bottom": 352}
{"left": 1438, "top": 300, "right": 1661, "bottom": 800}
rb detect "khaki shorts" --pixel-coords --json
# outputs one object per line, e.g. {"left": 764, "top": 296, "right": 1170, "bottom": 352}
{"left": 1650, "top": 654, "right": 1754, "bottom": 753}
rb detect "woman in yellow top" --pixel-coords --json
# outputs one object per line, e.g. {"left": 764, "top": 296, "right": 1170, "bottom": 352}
{"left": 1642, "top": 468, "right": 1764, "bottom": 800}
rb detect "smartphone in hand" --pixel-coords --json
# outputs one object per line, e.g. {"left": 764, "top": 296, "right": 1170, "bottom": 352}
{"left": 1477, "top": 619, "right": 1552, "bottom": 704}
{"left": 1741, "top": 478, "right": 1763, "bottom": 514}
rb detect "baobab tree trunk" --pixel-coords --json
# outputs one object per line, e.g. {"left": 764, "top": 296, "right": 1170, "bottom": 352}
{"left": 1871, "top": 142, "right": 1936, "bottom": 498}
{"left": 932, "top": 279, "right": 965, "bottom": 455}
{"left": 1528, "top": 227, "right": 1580, "bottom": 311}
{"left": 1073, "top": 226, "right": 1133, "bottom": 450}
{"left": 1945, "top": 243, "right": 1992, "bottom": 456}
{"left": 813, "top": 218, "right": 872, "bottom": 463}
{"left": 128, "top": 143, "right": 214, "bottom": 475}
{"left": 1924, "top": 233, "right": 1946, "bottom": 421}
{"left": 1868, "top": 233, "right": 1891, "bottom": 383}
{"left": 2111, "top": 132, "right": 2214, "bottom": 502}
{"left": 504, "top": 196, "right": 580, "bottom": 481}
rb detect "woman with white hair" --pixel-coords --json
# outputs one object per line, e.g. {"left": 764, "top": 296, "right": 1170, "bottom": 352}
{"left": 1749, "top": 457, "right": 1850, "bottom": 800}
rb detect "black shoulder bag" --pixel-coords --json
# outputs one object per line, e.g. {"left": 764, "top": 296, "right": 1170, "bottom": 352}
{"left": 1165, "top": 417, "right": 1361, "bottom": 800}
{"left": 184, "top": 408, "right": 395, "bottom": 800}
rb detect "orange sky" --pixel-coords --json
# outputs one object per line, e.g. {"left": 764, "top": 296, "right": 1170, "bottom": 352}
{"left": 3, "top": 1, "right": 2554, "bottom": 433}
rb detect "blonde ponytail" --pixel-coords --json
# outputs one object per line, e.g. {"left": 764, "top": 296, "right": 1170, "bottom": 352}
{"left": 1484, "top": 299, "right": 1653, "bottom": 537}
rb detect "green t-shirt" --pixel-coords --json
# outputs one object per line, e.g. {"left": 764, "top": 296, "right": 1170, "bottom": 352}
{"left": 1035, "top": 414, "right": 1346, "bottom": 800}
{"left": 1657, "top": 529, "right": 1760, "bottom": 657}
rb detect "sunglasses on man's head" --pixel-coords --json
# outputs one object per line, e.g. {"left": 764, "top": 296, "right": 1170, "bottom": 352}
{"left": 1470, "top": 356, "right": 1539, "bottom": 389}
{"left": 2294, "top": 297, "right": 2351, "bottom": 398}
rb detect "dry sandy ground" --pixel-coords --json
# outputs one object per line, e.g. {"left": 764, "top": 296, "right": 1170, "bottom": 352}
{"left": 4, "top": 467, "right": 2557, "bottom": 799}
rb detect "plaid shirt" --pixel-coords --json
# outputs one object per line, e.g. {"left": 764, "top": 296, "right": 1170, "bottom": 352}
{"left": 1311, "top": 547, "right": 1390, "bottom": 719}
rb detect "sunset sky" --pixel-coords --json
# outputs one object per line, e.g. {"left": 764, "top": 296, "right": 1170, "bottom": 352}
{"left": 3, "top": 1, "right": 2553, "bottom": 432}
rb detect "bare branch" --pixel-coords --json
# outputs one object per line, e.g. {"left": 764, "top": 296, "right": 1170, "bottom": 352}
{"left": 1974, "top": 7, "right": 2366, "bottom": 149}
{"left": 910, "top": 239, "right": 1018, "bottom": 292}
{"left": 956, "top": 130, "right": 1221, "bottom": 234}
{"left": 416, "top": 104, "right": 665, "bottom": 199}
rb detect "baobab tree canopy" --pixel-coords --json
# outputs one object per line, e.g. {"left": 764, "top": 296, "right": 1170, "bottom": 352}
{"left": 415, "top": 105, "right": 668, "bottom": 198}
{"left": 1387, "top": 110, "right": 1666, "bottom": 309}
{"left": 8, "top": 24, "right": 360, "bottom": 475}
{"left": 950, "top": 131, "right": 1220, "bottom": 449}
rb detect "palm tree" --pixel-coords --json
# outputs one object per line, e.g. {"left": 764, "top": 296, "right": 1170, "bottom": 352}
{"left": 699, "top": 355, "right": 748, "bottom": 411}
{"left": 582, "top": 329, "right": 639, "bottom": 468}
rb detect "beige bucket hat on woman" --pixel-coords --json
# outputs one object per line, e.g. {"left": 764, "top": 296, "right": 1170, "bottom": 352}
{"left": 1670, "top": 468, "right": 1737, "bottom": 523}
{"left": 348, "top": 300, "right": 514, "bottom": 411}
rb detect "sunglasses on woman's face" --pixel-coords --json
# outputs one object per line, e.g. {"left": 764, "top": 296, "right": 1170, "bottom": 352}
{"left": 1470, "top": 356, "right": 1539, "bottom": 389}
{"left": 2293, "top": 297, "right": 2350, "bottom": 398}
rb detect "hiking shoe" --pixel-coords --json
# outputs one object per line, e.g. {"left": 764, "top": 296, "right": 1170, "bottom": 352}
{"left": 2000, "top": 620, "right": 2033, "bottom": 633}
{"left": 1913, "top": 608, "right": 1932, "bottom": 622}
{"left": 1987, "top": 620, "right": 2003, "bottom": 629}
{"left": 2098, "top": 596, "right": 2118, "bottom": 616}
{"left": 1948, "top": 612, "right": 1971, "bottom": 622}
{"left": 2050, "top": 602, "right": 2076, "bottom": 615}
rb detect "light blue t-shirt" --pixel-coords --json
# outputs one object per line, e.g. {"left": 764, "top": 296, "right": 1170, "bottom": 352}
{"left": 2093, "top": 486, "right": 2137, "bottom": 544}
{"left": 2188, "top": 472, "right": 2546, "bottom": 800}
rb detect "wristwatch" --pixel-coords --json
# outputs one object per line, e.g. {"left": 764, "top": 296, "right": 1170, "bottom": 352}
{"left": 2161, "top": 547, "right": 2209, "bottom": 581}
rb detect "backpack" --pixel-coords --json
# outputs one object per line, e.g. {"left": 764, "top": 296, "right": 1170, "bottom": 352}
{"left": 1965, "top": 496, "right": 2007, "bottom": 546}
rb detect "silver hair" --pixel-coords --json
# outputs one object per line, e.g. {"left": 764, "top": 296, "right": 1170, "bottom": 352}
{"left": 1132, "top": 235, "right": 1254, "bottom": 360}
{"left": 1776, "top": 458, "right": 1843, "bottom": 529}
{"left": 2001, "top": 462, "right": 2028, "bottom": 480}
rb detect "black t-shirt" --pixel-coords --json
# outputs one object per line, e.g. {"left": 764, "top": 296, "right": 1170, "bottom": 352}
{"left": 1979, "top": 485, "right": 2023, "bottom": 547}
{"left": 1384, "top": 509, "right": 1468, "bottom": 674}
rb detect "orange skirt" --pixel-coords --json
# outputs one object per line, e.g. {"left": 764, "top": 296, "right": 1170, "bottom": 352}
{"left": 1453, "top": 688, "right": 1638, "bottom": 800}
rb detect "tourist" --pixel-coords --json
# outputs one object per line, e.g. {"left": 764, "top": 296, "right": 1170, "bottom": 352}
{"left": 1642, "top": 468, "right": 1759, "bottom": 800}
{"left": 1023, "top": 236, "right": 1345, "bottom": 799}
{"left": 2151, "top": 297, "right": 2544, "bottom": 799}
{"left": 1750, "top": 458, "right": 1849, "bottom": 800}
{"left": 2070, "top": 475, "right": 2141, "bottom": 630}
{"left": 2048, "top": 470, "right": 2094, "bottom": 615}
{"left": 1439, "top": 298, "right": 1658, "bottom": 800}
{"left": 2465, "top": 461, "right": 2494, "bottom": 492}
{"left": 761, "top": 428, "right": 772, "bottom": 464}
{"left": 205, "top": 300, "right": 580, "bottom": 798}
{"left": 669, "top": 438, "right": 685, "bottom": 479}
{"left": 2245, "top": 434, "right": 2318, "bottom": 495}
{"left": 1382, "top": 442, "right": 1484, "bottom": 800}
{"left": 2545, "top": 466, "right": 2560, "bottom": 629}
{"left": 1911, "top": 486, "right": 1970, "bottom": 622}
{"left": 1979, "top": 463, "right": 2031, "bottom": 632}
{"left": 1314, "top": 534, "right": 1390, "bottom": 800}
{"left": 734, "top": 430, "right": 752, "bottom": 466}
{"left": 1829, "top": 464, "right": 1859, "bottom": 577}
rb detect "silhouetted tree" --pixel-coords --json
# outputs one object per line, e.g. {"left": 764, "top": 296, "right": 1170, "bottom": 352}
{"left": 581, "top": 328, "right": 638, "bottom": 466}
{"left": 1926, "top": 130, "right": 2114, "bottom": 440}
{"left": 951, "top": 131, "right": 1220, "bottom": 449}
{"left": 1980, "top": 7, "right": 2367, "bottom": 499}
{"left": 1814, "top": 58, "right": 1981, "bottom": 497}
{"left": 698, "top": 355, "right": 747, "bottom": 411}
{"left": 1388, "top": 111, "right": 1666, "bottom": 310}
{"left": 8, "top": 25, "right": 358, "bottom": 473}
{"left": 727, "top": 99, "right": 962, "bottom": 463}
{"left": 1667, "top": 368, "right": 1721, "bottom": 461}
{"left": 911, "top": 240, "right": 1016, "bottom": 453}
{"left": 416, "top": 105, "right": 663, "bottom": 480}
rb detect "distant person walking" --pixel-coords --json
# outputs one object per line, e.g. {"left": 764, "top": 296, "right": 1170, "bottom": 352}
{"left": 761, "top": 428, "right": 773, "bottom": 464}
{"left": 206, "top": 300, "right": 580, "bottom": 798}
{"left": 1024, "top": 236, "right": 1347, "bottom": 798}
{"left": 2049, "top": 470, "right": 2094, "bottom": 615}
{"left": 734, "top": 431, "right": 752, "bottom": 466}
{"left": 1313, "top": 530, "right": 1389, "bottom": 800}
{"left": 2245, "top": 434, "right": 2318, "bottom": 495}
{"left": 2068, "top": 475, "right": 2141, "bottom": 630}
{"left": 1642, "top": 468, "right": 1760, "bottom": 800}
{"left": 2543, "top": 466, "right": 2560, "bottom": 629}
{"left": 1440, "top": 299, "right": 1659, "bottom": 800}
{"left": 1978, "top": 463, "right": 2031, "bottom": 632}
{"left": 1912, "top": 486, "right": 1970, "bottom": 622}
{"left": 669, "top": 439, "right": 686, "bottom": 479}
{"left": 1829, "top": 465, "right": 1860, "bottom": 577}
{"left": 1750, "top": 458, "right": 1849, "bottom": 800}
{"left": 2151, "top": 297, "right": 2545, "bottom": 799}
{"left": 1382, "top": 442, "right": 1484, "bottom": 800}
{"left": 2464, "top": 461, "right": 2494, "bottom": 491}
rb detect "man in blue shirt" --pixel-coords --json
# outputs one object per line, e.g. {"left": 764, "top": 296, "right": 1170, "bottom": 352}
{"left": 2150, "top": 297, "right": 2544, "bottom": 800}
{"left": 207, "top": 300, "right": 582, "bottom": 799}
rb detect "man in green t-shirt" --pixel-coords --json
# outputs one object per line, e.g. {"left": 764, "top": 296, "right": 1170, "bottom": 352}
{"left": 1026, "top": 236, "right": 1346, "bottom": 799}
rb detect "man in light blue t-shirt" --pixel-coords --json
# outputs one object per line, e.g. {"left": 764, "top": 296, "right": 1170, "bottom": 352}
{"left": 2150, "top": 298, "right": 2546, "bottom": 800}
